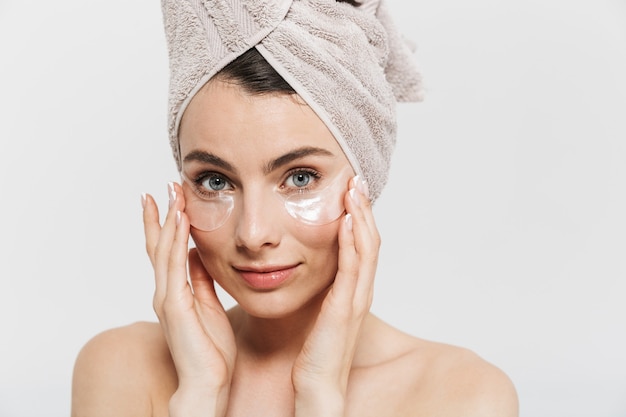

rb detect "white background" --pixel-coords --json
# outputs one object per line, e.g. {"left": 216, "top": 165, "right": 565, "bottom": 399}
{"left": 1, "top": 1, "right": 625, "bottom": 416}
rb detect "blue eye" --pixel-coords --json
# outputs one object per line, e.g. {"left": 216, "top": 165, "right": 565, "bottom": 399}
{"left": 290, "top": 172, "right": 312, "bottom": 188}
{"left": 201, "top": 174, "right": 228, "bottom": 191}
{"left": 285, "top": 169, "right": 322, "bottom": 190}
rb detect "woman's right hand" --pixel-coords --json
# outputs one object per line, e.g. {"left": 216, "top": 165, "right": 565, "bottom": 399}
{"left": 142, "top": 182, "right": 236, "bottom": 417}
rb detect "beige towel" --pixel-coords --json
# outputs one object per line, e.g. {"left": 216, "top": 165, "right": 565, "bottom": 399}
{"left": 162, "top": 0, "right": 422, "bottom": 201}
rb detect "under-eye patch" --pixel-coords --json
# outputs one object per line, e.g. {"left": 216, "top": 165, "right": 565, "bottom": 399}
{"left": 181, "top": 167, "right": 352, "bottom": 232}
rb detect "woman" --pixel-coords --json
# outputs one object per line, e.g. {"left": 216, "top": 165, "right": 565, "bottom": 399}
{"left": 71, "top": 0, "right": 518, "bottom": 416}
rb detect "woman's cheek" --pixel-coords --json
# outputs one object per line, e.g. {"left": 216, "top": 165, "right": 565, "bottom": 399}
{"left": 291, "top": 220, "right": 342, "bottom": 277}
{"left": 286, "top": 212, "right": 341, "bottom": 245}
{"left": 189, "top": 228, "right": 229, "bottom": 273}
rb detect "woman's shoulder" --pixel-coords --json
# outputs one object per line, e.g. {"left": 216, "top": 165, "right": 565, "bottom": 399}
{"left": 71, "top": 321, "right": 176, "bottom": 417}
{"left": 355, "top": 315, "right": 519, "bottom": 417}
{"left": 405, "top": 338, "right": 519, "bottom": 417}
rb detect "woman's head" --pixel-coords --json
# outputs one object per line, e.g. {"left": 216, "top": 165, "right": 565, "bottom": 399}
{"left": 161, "top": 0, "right": 422, "bottom": 202}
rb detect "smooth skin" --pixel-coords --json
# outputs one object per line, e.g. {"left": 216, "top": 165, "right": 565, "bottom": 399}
{"left": 71, "top": 80, "right": 518, "bottom": 417}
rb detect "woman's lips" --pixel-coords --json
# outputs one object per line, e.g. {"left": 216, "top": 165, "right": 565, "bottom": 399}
{"left": 236, "top": 265, "right": 298, "bottom": 290}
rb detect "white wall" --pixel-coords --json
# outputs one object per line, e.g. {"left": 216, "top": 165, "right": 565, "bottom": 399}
{"left": 1, "top": 1, "right": 624, "bottom": 416}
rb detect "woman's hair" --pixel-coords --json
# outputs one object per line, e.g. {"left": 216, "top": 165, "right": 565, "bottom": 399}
{"left": 216, "top": 0, "right": 360, "bottom": 95}
{"left": 216, "top": 48, "right": 295, "bottom": 95}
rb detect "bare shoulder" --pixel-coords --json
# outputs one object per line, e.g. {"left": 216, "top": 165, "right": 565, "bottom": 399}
{"left": 410, "top": 339, "right": 519, "bottom": 417}
{"left": 71, "top": 321, "right": 176, "bottom": 417}
{"left": 354, "top": 315, "right": 518, "bottom": 417}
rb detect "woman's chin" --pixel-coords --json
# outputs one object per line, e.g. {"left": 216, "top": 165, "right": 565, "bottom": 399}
{"left": 229, "top": 287, "right": 329, "bottom": 321}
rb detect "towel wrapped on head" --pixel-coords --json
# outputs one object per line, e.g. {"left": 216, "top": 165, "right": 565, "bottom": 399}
{"left": 161, "top": 0, "right": 422, "bottom": 202}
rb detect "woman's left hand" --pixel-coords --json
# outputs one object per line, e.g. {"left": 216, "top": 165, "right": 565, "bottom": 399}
{"left": 292, "top": 176, "right": 380, "bottom": 417}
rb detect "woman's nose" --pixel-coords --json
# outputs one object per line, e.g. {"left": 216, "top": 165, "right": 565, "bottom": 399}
{"left": 233, "top": 189, "right": 282, "bottom": 251}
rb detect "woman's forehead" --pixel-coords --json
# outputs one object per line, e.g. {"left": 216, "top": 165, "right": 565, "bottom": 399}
{"left": 179, "top": 81, "right": 347, "bottom": 168}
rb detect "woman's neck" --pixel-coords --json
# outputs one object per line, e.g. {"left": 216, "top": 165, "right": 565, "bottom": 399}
{"left": 228, "top": 290, "right": 327, "bottom": 363}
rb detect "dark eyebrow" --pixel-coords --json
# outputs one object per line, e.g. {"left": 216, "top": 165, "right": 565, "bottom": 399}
{"left": 183, "top": 150, "right": 236, "bottom": 173}
{"left": 264, "top": 146, "right": 334, "bottom": 175}
{"left": 182, "top": 146, "right": 335, "bottom": 174}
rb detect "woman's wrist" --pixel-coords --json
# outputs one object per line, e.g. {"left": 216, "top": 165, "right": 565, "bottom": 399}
{"left": 169, "top": 385, "right": 229, "bottom": 417}
{"left": 294, "top": 386, "right": 346, "bottom": 417}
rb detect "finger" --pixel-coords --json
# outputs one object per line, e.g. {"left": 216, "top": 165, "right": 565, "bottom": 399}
{"left": 166, "top": 205, "right": 192, "bottom": 296}
{"left": 332, "top": 212, "right": 359, "bottom": 305}
{"left": 188, "top": 250, "right": 236, "bottom": 368}
{"left": 348, "top": 176, "right": 378, "bottom": 240}
{"left": 143, "top": 192, "right": 171, "bottom": 316}
{"left": 188, "top": 248, "right": 223, "bottom": 308}
{"left": 153, "top": 182, "right": 185, "bottom": 312}
{"left": 142, "top": 193, "right": 161, "bottom": 267}
{"left": 343, "top": 184, "right": 380, "bottom": 310}
{"left": 154, "top": 182, "right": 183, "bottom": 274}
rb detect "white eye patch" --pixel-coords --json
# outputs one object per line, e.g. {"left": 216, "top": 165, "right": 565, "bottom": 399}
{"left": 181, "top": 168, "right": 352, "bottom": 232}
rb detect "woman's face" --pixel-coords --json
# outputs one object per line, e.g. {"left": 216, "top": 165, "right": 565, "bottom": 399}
{"left": 178, "top": 80, "right": 354, "bottom": 319}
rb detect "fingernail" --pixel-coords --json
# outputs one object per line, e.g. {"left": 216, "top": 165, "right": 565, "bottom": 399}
{"left": 351, "top": 175, "right": 360, "bottom": 189}
{"left": 168, "top": 182, "right": 177, "bottom": 208}
{"left": 176, "top": 210, "right": 182, "bottom": 226}
{"left": 344, "top": 213, "right": 352, "bottom": 231}
{"left": 352, "top": 175, "right": 369, "bottom": 200}
{"left": 140, "top": 193, "right": 146, "bottom": 209}
{"left": 359, "top": 178, "right": 370, "bottom": 200}
{"left": 349, "top": 188, "right": 360, "bottom": 206}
